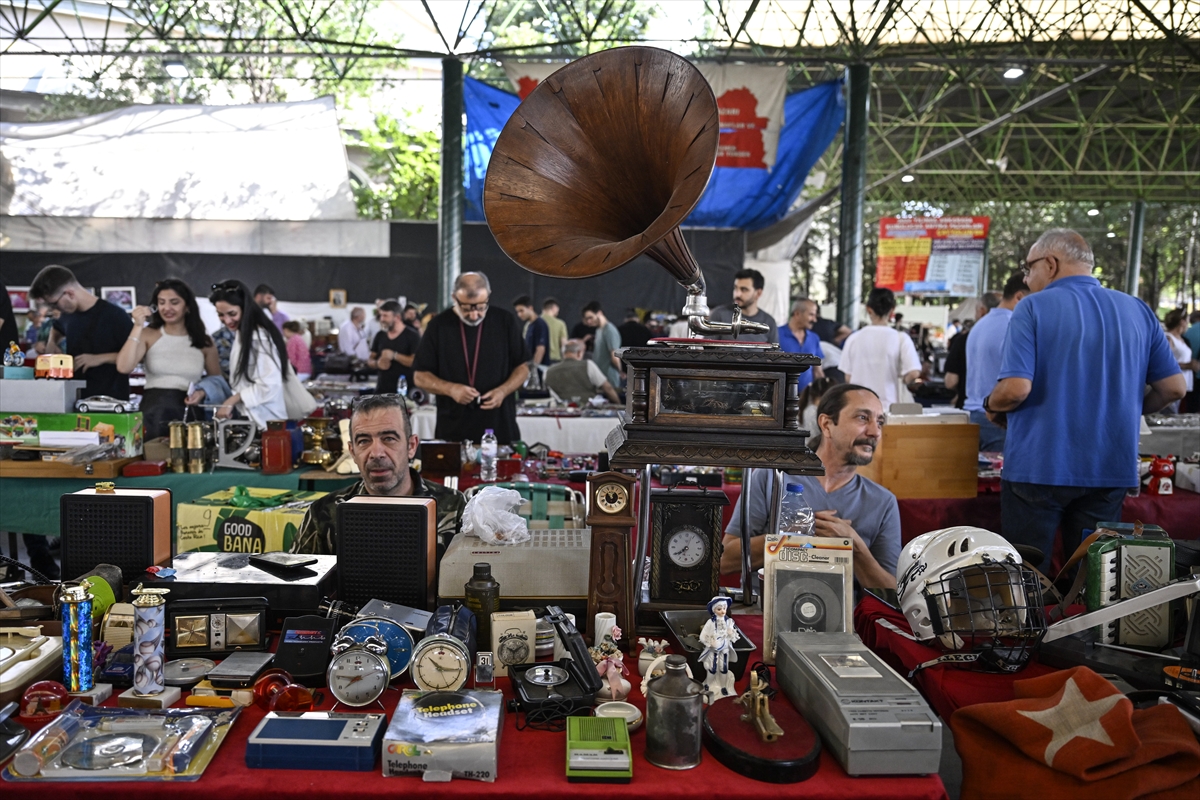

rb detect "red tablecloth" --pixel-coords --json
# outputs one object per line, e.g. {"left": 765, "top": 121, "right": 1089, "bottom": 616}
{"left": 9, "top": 609, "right": 945, "bottom": 800}
{"left": 853, "top": 594, "right": 1059, "bottom": 721}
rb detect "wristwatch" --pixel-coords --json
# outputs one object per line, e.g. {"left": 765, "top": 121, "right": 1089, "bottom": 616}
{"left": 983, "top": 393, "right": 996, "bottom": 413}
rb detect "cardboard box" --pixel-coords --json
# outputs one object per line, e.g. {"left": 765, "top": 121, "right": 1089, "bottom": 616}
{"left": 0, "top": 410, "right": 143, "bottom": 457}
{"left": 490, "top": 610, "right": 536, "bottom": 677}
{"left": 762, "top": 534, "right": 854, "bottom": 664}
{"left": 382, "top": 690, "right": 503, "bottom": 782}
{"left": 856, "top": 422, "right": 979, "bottom": 499}
{"left": 175, "top": 487, "right": 326, "bottom": 554}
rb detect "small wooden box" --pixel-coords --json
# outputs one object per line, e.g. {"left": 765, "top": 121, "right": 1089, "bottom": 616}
{"left": 857, "top": 423, "right": 979, "bottom": 499}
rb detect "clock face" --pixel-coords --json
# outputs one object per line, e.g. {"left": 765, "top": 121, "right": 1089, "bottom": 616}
{"left": 667, "top": 526, "right": 708, "bottom": 568}
{"left": 327, "top": 650, "right": 390, "bottom": 707}
{"left": 596, "top": 482, "right": 629, "bottom": 515}
{"left": 339, "top": 618, "right": 414, "bottom": 679}
{"left": 413, "top": 635, "right": 469, "bottom": 692}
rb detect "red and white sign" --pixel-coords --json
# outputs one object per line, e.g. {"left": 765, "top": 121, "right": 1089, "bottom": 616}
{"left": 500, "top": 61, "right": 787, "bottom": 170}
{"left": 876, "top": 216, "right": 991, "bottom": 297}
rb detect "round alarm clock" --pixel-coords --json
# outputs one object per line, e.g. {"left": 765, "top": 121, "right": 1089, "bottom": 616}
{"left": 411, "top": 633, "right": 470, "bottom": 692}
{"left": 338, "top": 617, "right": 415, "bottom": 679}
{"left": 667, "top": 525, "right": 708, "bottom": 567}
{"left": 327, "top": 634, "right": 390, "bottom": 707}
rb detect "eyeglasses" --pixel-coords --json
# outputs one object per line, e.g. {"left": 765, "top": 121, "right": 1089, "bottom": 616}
{"left": 1021, "top": 256, "right": 1049, "bottom": 276}
{"left": 456, "top": 300, "right": 489, "bottom": 313}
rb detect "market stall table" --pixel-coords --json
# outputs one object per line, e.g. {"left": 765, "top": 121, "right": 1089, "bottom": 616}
{"left": 6, "top": 612, "right": 946, "bottom": 800}
{"left": 410, "top": 407, "right": 620, "bottom": 454}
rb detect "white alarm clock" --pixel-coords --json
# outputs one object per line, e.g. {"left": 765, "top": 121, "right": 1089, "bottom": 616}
{"left": 327, "top": 634, "right": 390, "bottom": 707}
{"left": 411, "top": 633, "right": 471, "bottom": 692}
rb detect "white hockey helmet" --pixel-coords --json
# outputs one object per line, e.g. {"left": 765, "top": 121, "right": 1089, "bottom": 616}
{"left": 896, "top": 527, "right": 1045, "bottom": 671}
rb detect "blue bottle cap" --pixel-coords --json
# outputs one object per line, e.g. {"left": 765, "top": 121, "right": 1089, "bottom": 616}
{"left": 785, "top": 482, "right": 804, "bottom": 493}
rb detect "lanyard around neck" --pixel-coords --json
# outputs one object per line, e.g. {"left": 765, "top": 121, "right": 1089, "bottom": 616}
{"left": 459, "top": 318, "right": 483, "bottom": 388}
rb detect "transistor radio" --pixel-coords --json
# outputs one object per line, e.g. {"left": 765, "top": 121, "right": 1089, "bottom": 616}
{"left": 1084, "top": 525, "right": 1175, "bottom": 648}
{"left": 60, "top": 485, "right": 172, "bottom": 585}
{"left": 336, "top": 496, "right": 436, "bottom": 611}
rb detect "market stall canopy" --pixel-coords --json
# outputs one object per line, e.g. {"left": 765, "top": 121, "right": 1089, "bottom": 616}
{"left": 0, "top": 96, "right": 355, "bottom": 220}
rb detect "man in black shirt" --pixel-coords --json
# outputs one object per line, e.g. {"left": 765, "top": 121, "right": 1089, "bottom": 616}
{"left": 618, "top": 310, "right": 652, "bottom": 348}
{"left": 413, "top": 272, "right": 528, "bottom": 443}
{"left": 368, "top": 300, "right": 420, "bottom": 394}
{"left": 29, "top": 265, "right": 133, "bottom": 400}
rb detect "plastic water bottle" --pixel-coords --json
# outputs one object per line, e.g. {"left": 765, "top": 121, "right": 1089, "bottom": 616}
{"left": 480, "top": 428, "right": 498, "bottom": 482}
{"left": 779, "top": 481, "right": 814, "bottom": 536}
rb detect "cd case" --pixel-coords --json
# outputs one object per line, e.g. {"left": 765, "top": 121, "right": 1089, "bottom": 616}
{"left": 4, "top": 700, "right": 240, "bottom": 782}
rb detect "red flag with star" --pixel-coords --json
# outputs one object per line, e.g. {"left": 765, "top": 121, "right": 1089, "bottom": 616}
{"left": 951, "top": 667, "right": 1200, "bottom": 799}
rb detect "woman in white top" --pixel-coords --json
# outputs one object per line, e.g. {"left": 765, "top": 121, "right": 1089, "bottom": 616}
{"left": 208, "top": 280, "right": 289, "bottom": 428}
{"left": 1164, "top": 308, "right": 1197, "bottom": 414}
{"left": 839, "top": 287, "right": 923, "bottom": 410}
{"left": 117, "top": 279, "right": 220, "bottom": 438}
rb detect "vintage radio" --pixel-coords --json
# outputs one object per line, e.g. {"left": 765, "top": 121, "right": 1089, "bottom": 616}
{"left": 336, "top": 496, "right": 436, "bottom": 611}
{"left": 60, "top": 485, "right": 172, "bottom": 584}
{"left": 167, "top": 596, "right": 269, "bottom": 658}
{"left": 438, "top": 529, "right": 591, "bottom": 621}
{"left": 1084, "top": 525, "right": 1175, "bottom": 648}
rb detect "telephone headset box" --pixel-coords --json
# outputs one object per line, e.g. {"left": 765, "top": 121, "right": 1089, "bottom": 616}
{"left": 60, "top": 486, "right": 172, "bottom": 584}
{"left": 175, "top": 487, "right": 326, "bottom": 555}
{"left": 382, "top": 689, "right": 504, "bottom": 782}
{"left": 761, "top": 534, "right": 854, "bottom": 664}
{"left": 337, "top": 496, "right": 437, "bottom": 611}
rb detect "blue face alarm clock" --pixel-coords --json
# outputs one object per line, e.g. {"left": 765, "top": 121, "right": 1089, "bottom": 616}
{"left": 337, "top": 617, "right": 414, "bottom": 679}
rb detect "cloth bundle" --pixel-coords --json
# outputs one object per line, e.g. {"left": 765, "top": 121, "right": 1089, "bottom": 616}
{"left": 951, "top": 666, "right": 1200, "bottom": 799}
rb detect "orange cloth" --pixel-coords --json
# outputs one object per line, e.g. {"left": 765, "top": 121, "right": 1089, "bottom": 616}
{"left": 951, "top": 666, "right": 1200, "bottom": 799}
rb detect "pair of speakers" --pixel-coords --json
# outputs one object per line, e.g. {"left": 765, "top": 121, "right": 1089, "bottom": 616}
{"left": 60, "top": 490, "right": 438, "bottom": 617}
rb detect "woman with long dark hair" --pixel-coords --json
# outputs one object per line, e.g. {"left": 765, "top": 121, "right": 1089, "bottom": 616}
{"left": 208, "top": 279, "right": 290, "bottom": 427}
{"left": 117, "top": 278, "right": 220, "bottom": 438}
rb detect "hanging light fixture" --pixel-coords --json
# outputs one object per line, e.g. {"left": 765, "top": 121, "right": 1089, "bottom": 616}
{"left": 1003, "top": 67, "right": 1024, "bottom": 80}
{"left": 163, "top": 59, "right": 189, "bottom": 80}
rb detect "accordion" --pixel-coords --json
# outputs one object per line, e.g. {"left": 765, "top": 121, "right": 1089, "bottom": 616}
{"left": 1084, "top": 524, "right": 1175, "bottom": 648}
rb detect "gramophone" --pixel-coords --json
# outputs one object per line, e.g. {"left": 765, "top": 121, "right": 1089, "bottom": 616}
{"left": 484, "top": 46, "right": 822, "bottom": 607}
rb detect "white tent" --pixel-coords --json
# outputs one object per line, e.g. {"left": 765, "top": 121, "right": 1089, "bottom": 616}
{"left": 0, "top": 96, "right": 355, "bottom": 220}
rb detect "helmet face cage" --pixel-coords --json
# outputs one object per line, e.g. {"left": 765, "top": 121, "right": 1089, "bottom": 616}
{"left": 922, "top": 557, "right": 1047, "bottom": 672}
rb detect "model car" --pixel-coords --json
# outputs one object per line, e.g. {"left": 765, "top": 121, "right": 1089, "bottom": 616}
{"left": 75, "top": 396, "right": 129, "bottom": 413}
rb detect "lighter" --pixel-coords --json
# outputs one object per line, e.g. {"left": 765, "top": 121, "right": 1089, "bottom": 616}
{"left": 58, "top": 583, "right": 94, "bottom": 693}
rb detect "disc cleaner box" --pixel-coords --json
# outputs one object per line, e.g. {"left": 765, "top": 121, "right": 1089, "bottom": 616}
{"left": 382, "top": 690, "right": 503, "bottom": 782}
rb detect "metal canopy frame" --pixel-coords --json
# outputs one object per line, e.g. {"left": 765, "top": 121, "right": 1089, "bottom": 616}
{"left": 2, "top": 0, "right": 1197, "bottom": 205}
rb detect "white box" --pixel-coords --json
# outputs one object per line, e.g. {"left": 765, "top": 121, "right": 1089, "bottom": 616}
{"left": 0, "top": 379, "right": 86, "bottom": 413}
{"left": 490, "top": 610, "right": 536, "bottom": 677}
{"left": 382, "top": 690, "right": 503, "bottom": 782}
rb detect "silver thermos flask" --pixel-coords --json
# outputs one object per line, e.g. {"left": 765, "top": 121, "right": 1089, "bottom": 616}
{"left": 645, "top": 654, "right": 704, "bottom": 769}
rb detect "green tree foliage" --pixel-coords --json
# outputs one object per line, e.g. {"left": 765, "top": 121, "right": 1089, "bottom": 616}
{"left": 469, "top": 0, "right": 659, "bottom": 83}
{"left": 28, "top": 0, "right": 396, "bottom": 119}
{"left": 352, "top": 114, "right": 440, "bottom": 221}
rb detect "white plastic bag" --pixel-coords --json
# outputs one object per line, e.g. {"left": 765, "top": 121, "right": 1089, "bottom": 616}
{"left": 462, "top": 486, "right": 530, "bottom": 545}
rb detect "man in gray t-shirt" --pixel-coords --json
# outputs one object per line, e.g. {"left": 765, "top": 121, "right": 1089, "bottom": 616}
{"left": 708, "top": 268, "right": 779, "bottom": 344}
{"left": 721, "top": 385, "right": 900, "bottom": 591}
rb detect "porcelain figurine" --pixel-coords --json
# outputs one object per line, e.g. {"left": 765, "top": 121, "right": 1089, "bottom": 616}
{"left": 698, "top": 596, "right": 739, "bottom": 700}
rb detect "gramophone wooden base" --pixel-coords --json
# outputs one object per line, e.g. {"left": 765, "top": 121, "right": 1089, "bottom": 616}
{"left": 606, "top": 422, "right": 824, "bottom": 472}
{"left": 703, "top": 688, "right": 822, "bottom": 783}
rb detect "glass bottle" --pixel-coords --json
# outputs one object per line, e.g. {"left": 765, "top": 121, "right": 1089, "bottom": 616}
{"left": 464, "top": 562, "right": 500, "bottom": 650}
{"left": 645, "top": 654, "right": 704, "bottom": 769}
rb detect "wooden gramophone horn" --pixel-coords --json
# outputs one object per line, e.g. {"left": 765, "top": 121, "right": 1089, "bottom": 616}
{"left": 483, "top": 46, "right": 719, "bottom": 293}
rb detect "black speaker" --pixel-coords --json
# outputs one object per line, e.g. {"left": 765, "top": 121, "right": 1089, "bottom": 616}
{"left": 335, "top": 496, "right": 436, "bottom": 612}
{"left": 60, "top": 487, "right": 173, "bottom": 585}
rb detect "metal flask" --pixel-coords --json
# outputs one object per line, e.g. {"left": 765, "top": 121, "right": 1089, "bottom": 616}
{"left": 645, "top": 654, "right": 704, "bottom": 769}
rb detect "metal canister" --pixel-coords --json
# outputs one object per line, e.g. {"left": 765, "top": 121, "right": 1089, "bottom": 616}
{"left": 645, "top": 654, "right": 704, "bottom": 769}
{"left": 186, "top": 421, "right": 206, "bottom": 473}
{"left": 58, "top": 583, "right": 94, "bottom": 693}
{"left": 168, "top": 421, "right": 186, "bottom": 473}
{"left": 130, "top": 584, "right": 170, "bottom": 695}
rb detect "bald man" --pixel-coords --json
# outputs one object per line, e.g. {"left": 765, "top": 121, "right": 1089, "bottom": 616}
{"left": 413, "top": 272, "right": 529, "bottom": 443}
{"left": 338, "top": 307, "right": 370, "bottom": 361}
{"left": 985, "top": 228, "right": 1184, "bottom": 573}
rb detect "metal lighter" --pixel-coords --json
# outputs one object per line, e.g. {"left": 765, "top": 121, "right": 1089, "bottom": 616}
{"left": 58, "top": 583, "right": 94, "bottom": 693}
{"left": 130, "top": 584, "right": 171, "bottom": 696}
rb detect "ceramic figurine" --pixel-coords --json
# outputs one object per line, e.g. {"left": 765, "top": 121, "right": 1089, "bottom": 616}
{"left": 637, "top": 637, "right": 670, "bottom": 676}
{"left": 590, "top": 624, "right": 630, "bottom": 702}
{"left": 698, "top": 595, "right": 739, "bottom": 700}
{"left": 3, "top": 342, "right": 23, "bottom": 367}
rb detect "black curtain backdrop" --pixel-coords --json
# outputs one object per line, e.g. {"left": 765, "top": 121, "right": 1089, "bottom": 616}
{"left": 1, "top": 221, "right": 745, "bottom": 325}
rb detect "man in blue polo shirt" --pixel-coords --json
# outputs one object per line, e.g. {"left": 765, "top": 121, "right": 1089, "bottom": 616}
{"left": 965, "top": 274, "right": 1027, "bottom": 452}
{"left": 984, "top": 229, "right": 1184, "bottom": 574}
{"left": 778, "top": 297, "right": 825, "bottom": 393}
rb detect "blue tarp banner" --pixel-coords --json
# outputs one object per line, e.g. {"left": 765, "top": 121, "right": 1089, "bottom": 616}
{"left": 462, "top": 76, "right": 843, "bottom": 231}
